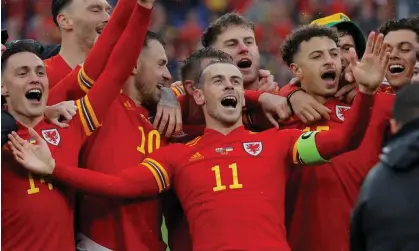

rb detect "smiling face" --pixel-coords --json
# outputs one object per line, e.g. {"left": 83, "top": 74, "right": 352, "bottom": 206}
{"left": 1, "top": 51, "right": 48, "bottom": 118}
{"left": 193, "top": 62, "right": 245, "bottom": 126}
{"left": 384, "top": 29, "right": 418, "bottom": 88}
{"left": 211, "top": 25, "right": 260, "bottom": 86}
{"left": 292, "top": 36, "right": 341, "bottom": 97}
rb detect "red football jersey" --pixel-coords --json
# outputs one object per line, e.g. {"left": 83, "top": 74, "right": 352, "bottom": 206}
{"left": 47, "top": 0, "right": 136, "bottom": 106}
{"left": 50, "top": 92, "right": 373, "bottom": 250}
{"left": 1, "top": 5, "right": 151, "bottom": 249}
{"left": 284, "top": 95, "right": 394, "bottom": 251}
{"left": 1, "top": 94, "right": 102, "bottom": 251}
{"left": 44, "top": 54, "right": 81, "bottom": 90}
{"left": 78, "top": 94, "right": 167, "bottom": 251}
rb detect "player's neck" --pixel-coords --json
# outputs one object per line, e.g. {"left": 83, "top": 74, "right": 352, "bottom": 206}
{"left": 59, "top": 34, "right": 90, "bottom": 69}
{"left": 122, "top": 81, "right": 144, "bottom": 106}
{"left": 8, "top": 109, "right": 44, "bottom": 128}
{"left": 244, "top": 79, "right": 259, "bottom": 90}
{"left": 300, "top": 83, "right": 328, "bottom": 104}
{"left": 185, "top": 96, "right": 204, "bottom": 125}
{"left": 205, "top": 116, "right": 243, "bottom": 135}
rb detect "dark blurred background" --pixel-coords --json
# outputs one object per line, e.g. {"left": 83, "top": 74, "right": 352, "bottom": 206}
{"left": 2, "top": 0, "right": 418, "bottom": 83}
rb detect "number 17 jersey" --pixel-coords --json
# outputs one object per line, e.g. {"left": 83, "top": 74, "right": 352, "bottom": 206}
{"left": 78, "top": 94, "right": 166, "bottom": 251}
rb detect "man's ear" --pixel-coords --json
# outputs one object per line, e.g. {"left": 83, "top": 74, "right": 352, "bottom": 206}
{"left": 290, "top": 63, "right": 302, "bottom": 79}
{"left": 184, "top": 80, "right": 196, "bottom": 96}
{"left": 132, "top": 60, "right": 142, "bottom": 75}
{"left": 1, "top": 82, "right": 9, "bottom": 97}
{"left": 192, "top": 88, "right": 205, "bottom": 106}
{"left": 57, "top": 13, "right": 72, "bottom": 30}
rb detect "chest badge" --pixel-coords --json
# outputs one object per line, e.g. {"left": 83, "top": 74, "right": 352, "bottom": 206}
{"left": 335, "top": 105, "right": 351, "bottom": 121}
{"left": 41, "top": 129, "right": 61, "bottom": 146}
{"left": 243, "top": 142, "right": 263, "bottom": 156}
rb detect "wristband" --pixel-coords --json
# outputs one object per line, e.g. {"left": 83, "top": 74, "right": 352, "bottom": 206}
{"left": 286, "top": 88, "right": 304, "bottom": 115}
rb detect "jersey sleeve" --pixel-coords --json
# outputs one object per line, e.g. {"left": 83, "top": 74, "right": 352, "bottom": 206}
{"left": 287, "top": 91, "right": 374, "bottom": 165}
{"left": 332, "top": 93, "right": 393, "bottom": 174}
{"left": 171, "top": 85, "right": 186, "bottom": 97}
{"left": 47, "top": 0, "right": 135, "bottom": 105}
{"left": 52, "top": 146, "right": 175, "bottom": 198}
{"left": 71, "top": 4, "right": 152, "bottom": 138}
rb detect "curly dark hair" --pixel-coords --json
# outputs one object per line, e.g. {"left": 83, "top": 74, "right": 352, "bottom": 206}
{"left": 378, "top": 17, "right": 419, "bottom": 39}
{"left": 180, "top": 47, "right": 233, "bottom": 82}
{"left": 201, "top": 13, "right": 254, "bottom": 48}
{"left": 280, "top": 24, "right": 339, "bottom": 66}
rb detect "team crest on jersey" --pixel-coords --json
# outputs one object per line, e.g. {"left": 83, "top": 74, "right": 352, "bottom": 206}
{"left": 41, "top": 129, "right": 61, "bottom": 146}
{"left": 243, "top": 142, "right": 263, "bottom": 156}
{"left": 335, "top": 105, "right": 351, "bottom": 121}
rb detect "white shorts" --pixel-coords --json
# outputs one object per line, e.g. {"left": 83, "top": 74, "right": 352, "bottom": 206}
{"left": 76, "top": 233, "right": 114, "bottom": 251}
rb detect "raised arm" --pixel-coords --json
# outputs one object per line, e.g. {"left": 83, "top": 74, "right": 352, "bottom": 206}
{"left": 290, "top": 31, "right": 390, "bottom": 164}
{"left": 47, "top": 0, "right": 137, "bottom": 105}
{"left": 72, "top": 3, "right": 152, "bottom": 137}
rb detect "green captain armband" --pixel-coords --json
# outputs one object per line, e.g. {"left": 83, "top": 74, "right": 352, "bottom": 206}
{"left": 296, "top": 131, "right": 330, "bottom": 165}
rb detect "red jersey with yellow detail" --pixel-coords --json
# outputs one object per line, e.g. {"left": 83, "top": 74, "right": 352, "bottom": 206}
{"left": 283, "top": 95, "right": 393, "bottom": 251}
{"left": 44, "top": 54, "right": 79, "bottom": 90}
{"left": 47, "top": 0, "right": 136, "bottom": 105}
{"left": 1, "top": 4, "right": 151, "bottom": 250}
{"left": 50, "top": 92, "right": 373, "bottom": 251}
{"left": 78, "top": 94, "right": 166, "bottom": 251}
{"left": 378, "top": 82, "right": 395, "bottom": 94}
{"left": 2, "top": 94, "right": 104, "bottom": 251}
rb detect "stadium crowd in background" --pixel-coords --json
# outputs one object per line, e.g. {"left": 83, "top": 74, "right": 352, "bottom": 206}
{"left": 1, "top": 0, "right": 419, "bottom": 251}
{"left": 2, "top": 0, "right": 419, "bottom": 84}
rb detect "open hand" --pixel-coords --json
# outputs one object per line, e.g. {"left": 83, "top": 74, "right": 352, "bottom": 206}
{"left": 347, "top": 32, "right": 390, "bottom": 94}
{"left": 7, "top": 128, "right": 55, "bottom": 175}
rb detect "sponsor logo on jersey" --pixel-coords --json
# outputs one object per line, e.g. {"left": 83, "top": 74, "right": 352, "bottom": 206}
{"left": 335, "top": 105, "right": 351, "bottom": 121}
{"left": 189, "top": 152, "right": 204, "bottom": 161}
{"left": 41, "top": 129, "right": 61, "bottom": 146}
{"left": 243, "top": 142, "right": 263, "bottom": 156}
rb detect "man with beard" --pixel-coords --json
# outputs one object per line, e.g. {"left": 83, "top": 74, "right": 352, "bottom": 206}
{"left": 279, "top": 25, "right": 391, "bottom": 251}
{"left": 197, "top": 13, "right": 330, "bottom": 124}
{"left": 75, "top": 31, "right": 172, "bottom": 251}
{"left": 9, "top": 48, "right": 386, "bottom": 250}
{"left": 44, "top": 0, "right": 111, "bottom": 87}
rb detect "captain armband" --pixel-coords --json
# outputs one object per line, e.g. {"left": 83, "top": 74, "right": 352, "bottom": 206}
{"left": 294, "top": 131, "right": 330, "bottom": 165}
